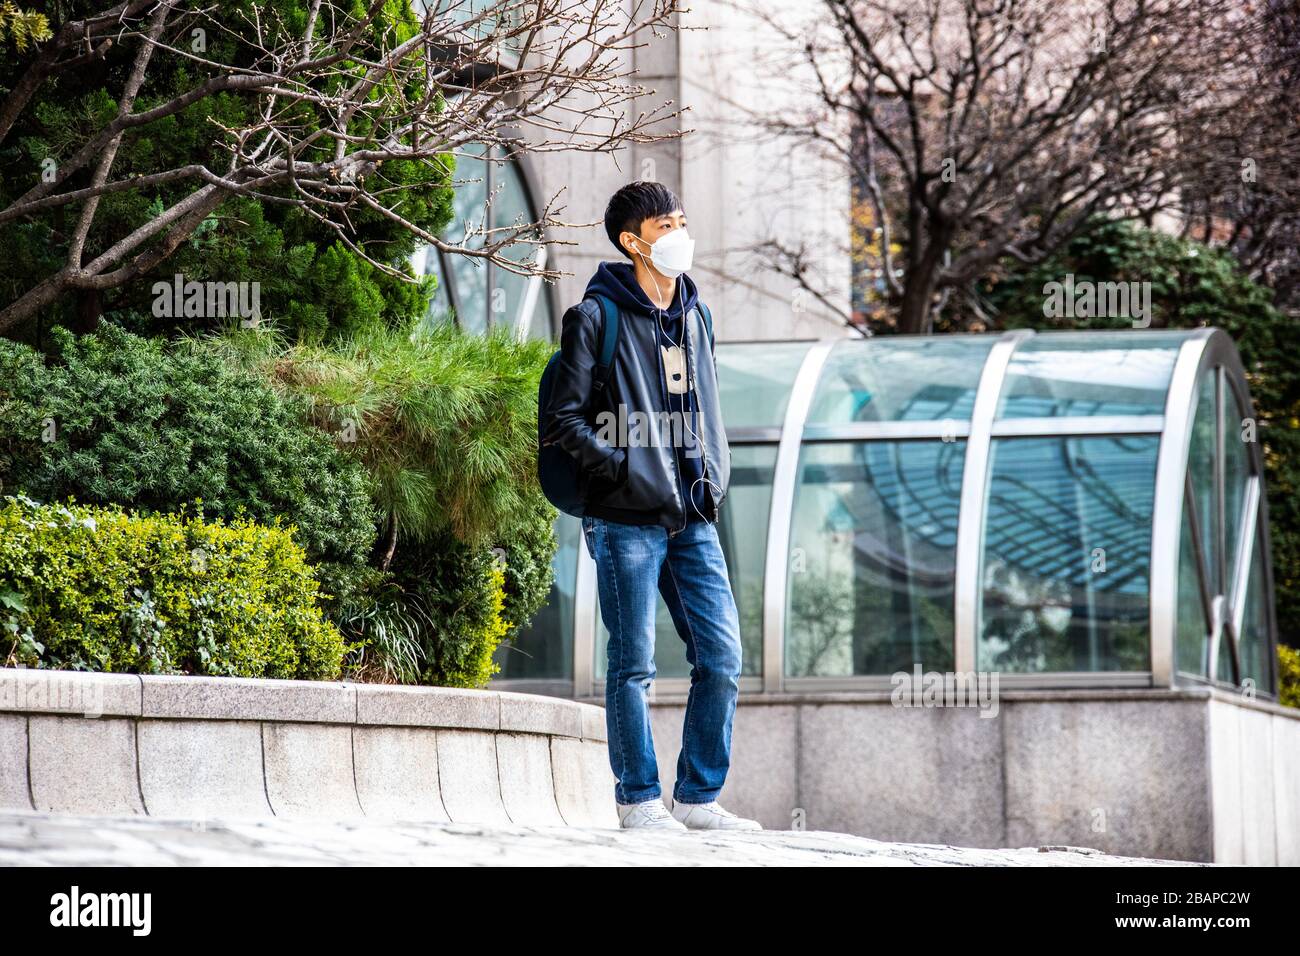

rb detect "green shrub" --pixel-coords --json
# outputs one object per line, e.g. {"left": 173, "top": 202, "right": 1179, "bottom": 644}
{"left": 0, "top": 323, "right": 379, "bottom": 568}
{"left": 0, "top": 495, "right": 344, "bottom": 679}
{"left": 389, "top": 535, "right": 511, "bottom": 688}
{"left": 203, "top": 318, "right": 559, "bottom": 686}
{"left": 338, "top": 516, "right": 552, "bottom": 687}
{"left": 207, "top": 317, "right": 555, "bottom": 552}
{"left": 327, "top": 563, "right": 430, "bottom": 686}
{"left": 1280, "top": 645, "right": 1300, "bottom": 709}
{"left": 494, "top": 493, "right": 560, "bottom": 645}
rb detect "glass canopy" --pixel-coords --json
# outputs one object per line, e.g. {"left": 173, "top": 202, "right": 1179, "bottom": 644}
{"left": 494, "top": 328, "right": 1279, "bottom": 701}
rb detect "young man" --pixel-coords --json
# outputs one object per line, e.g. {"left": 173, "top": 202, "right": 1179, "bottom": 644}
{"left": 542, "top": 181, "right": 760, "bottom": 831}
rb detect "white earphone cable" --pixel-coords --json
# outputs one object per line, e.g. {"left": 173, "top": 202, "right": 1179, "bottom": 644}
{"left": 638, "top": 239, "right": 722, "bottom": 523}
{"left": 670, "top": 272, "right": 723, "bottom": 522}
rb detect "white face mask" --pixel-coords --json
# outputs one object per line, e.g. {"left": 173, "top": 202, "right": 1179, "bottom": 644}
{"left": 629, "top": 227, "right": 694, "bottom": 278}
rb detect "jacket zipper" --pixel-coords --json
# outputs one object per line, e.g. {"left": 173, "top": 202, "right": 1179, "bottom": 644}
{"left": 656, "top": 306, "right": 689, "bottom": 537}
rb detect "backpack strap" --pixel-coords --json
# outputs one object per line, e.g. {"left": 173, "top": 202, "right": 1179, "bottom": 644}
{"left": 698, "top": 301, "right": 714, "bottom": 351}
{"left": 587, "top": 292, "right": 620, "bottom": 393}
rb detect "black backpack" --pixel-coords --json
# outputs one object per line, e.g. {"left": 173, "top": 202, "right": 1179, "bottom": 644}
{"left": 536, "top": 293, "right": 712, "bottom": 517}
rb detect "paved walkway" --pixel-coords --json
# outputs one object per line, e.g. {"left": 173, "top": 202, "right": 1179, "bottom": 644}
{"left": 0, "top": 811, "right": 1208, "bottom": 866}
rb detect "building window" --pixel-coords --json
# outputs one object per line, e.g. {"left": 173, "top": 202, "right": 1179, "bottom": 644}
{"left": 409, "top": 143, "right": 555, "bottom": 340}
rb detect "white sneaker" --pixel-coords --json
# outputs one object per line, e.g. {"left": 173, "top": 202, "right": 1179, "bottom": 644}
{"left": 617, "top": 798, "right": 688, "bottom": 829}
{"left": 670, "top": 799, "right": 763, "bottom": 830}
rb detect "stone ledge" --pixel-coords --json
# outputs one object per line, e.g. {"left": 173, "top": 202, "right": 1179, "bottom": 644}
{"left": 0, "top": 667, "right": 141, "bottom": 718}
{"left": 0, "top": 667, "right": 616, "bottom": 827}
{"left": 356, "top": 683, "right": 498, "bottom": 731}
{"left": 0, "top": 667, "right": 606, "bottom": 738}
{"left": 499, "top": 689, "right": 584, "bottom": 738}
{"left": 142, "top": 674, "right": 355, "bottom": 723}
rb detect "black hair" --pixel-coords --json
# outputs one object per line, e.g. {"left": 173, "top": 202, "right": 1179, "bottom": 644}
{"left": 603, "top": 181, "right": 683, "bottom": 260}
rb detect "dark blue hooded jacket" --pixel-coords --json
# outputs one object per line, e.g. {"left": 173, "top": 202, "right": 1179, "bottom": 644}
{"left": 583, "top": 260, "right": 713, "bottom": 522}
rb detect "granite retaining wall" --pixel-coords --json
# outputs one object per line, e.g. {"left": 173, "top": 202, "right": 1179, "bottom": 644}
{"left": 0, "top": 668, "right": 617, "bottom": 827}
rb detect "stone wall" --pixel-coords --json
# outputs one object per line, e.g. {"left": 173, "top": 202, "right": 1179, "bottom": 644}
{"left": 0, "top": 668, "right": 617, "bottom": 827}
{"left": 620, "top": 687, "right": 1300, "bottom": 864}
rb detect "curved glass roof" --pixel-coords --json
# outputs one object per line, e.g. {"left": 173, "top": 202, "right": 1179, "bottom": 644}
{"left": 808, "top": 335, "right": 993, "bottom": 424}
{"left": 996, "top": 331, "right": 1186, "bottom": 419}
{"left": 715, "top": 342, "right": 810, "bottom": 429}
{"left": 496, "top": 327, "right": 1278, "bottom": 703}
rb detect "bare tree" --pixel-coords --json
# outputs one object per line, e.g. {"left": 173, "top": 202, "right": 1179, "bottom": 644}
{"left": 735, "top": 0, "right": 1265, "bottom": 334}
{"left": 0, "top": 0, "right": 686, "bottom": 334}
{"left": 1173, "top": 0, "right": 1300, "bottom": 316}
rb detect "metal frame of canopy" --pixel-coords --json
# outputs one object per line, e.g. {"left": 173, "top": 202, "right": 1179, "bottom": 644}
{"left": 502, "top": 328, "right": 1279, "bottom": 702}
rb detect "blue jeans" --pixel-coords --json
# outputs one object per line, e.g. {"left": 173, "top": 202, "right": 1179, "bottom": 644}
{"left": 582, "top": 515, "right": 743, "bottom": 806}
